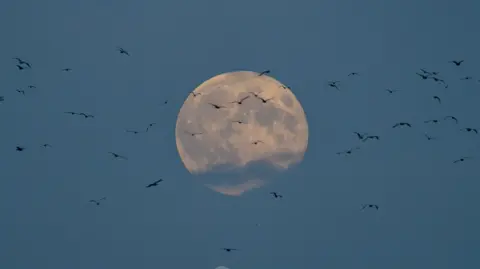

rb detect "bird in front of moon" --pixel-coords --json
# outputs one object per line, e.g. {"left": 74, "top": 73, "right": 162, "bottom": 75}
{"left": 175, "top": 71, "right": 309, "bottom": 196}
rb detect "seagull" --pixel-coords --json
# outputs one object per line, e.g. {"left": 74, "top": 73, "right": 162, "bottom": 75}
{"left": 42, "top": 144, "right": 52, "bottom": 148}
{"left": 254, "top": 95, "right": 273, "bottom": 104}
{"left": 453, "top": 157, "right": 473, "bottom": 163}
{"left": 249, "top": 91, "right": 263, "bottom": 98}
{"left": 184, "top": 131, "right": 203, "bottom": 137}
{"left": 222, "top": 248, "right": 239, "bottom": 252}
{"left": 353, "top": 132, "right": 368, "bottom": 140}
{"left": 117, "top": 47, "right": 130, "bottom": 56}
{"left": 16, "top": 89, "right": 25, "bottom": 95}
{"left": 444, "top": 116, "right": 458, "bottom": 124}
{"left": 258, "top": 70, "right": 270, "bottom": 76}
{"left": 89, "top": 197, "right": 106, "bottom": 206}
{"left": 424, "top": 119, "right": 440, "bottom": 124}
{"left": 146, "top": 123, "right": 156, "bottom": 132}
{"left": 146, "top": 179, "right": 163, "bottom": 188}
{"left": 424, "top": 133, "right": 436, "bottom": 141}
{"left": 232, "top": 120, "right": 246, "bottom": 124}
{"left": 348, "top": 72, "right": 359, "bottom": 76}
{"left": 363, "top": 135, "right": 380, "bottom": 142}
{"left": 460, "top": 76, "right": 473, "bottom": 80}
{"left": 61, "top": 68, "right": 72, "bottom": 72}
{"left": 13, "top": 58, "right": 31, "bottom": 68}
{"left": 449, "top": 60, "right": 464, "bottom": 66}
{"left": 392, "top": 122, "right": 412, "bottom": 128}
{"left": 208, "top": 103, "right": 227, "bottom": 109}
{"left": 279, "top": 84, "right": 290, "bottom": 90}
{"left": 328, "top": 81, "right": 340, "bottom": 90}
{"left": 16, "top": 146, "right": 25, "bottom": 151}
{"left": 416, "top": 72, "right": 429, "bottom": 80}
{"left": 78, "top": 113, "right": 94, "bottom": 118}
{"left": 385, "top": 89, "right": 399, "bottom": 94}
{"left": 251, "top": 140, "right": 264, "bottom": 145}
{"left": 461, "top": 127, "right": 478, "bottom": 134}
{"left": 361, "top": 204, "right": 379, "bottom": 210}
{"left": 270, "top": 192, "right": 283, "bottom": 198}
{"left": 337, "top": 147, "right": 360, "bottom": 155}
{"left": 126, "top": 129, "right": 142, "bottom": 134}
{"left": 108, "top": 152, "right": 128, "bottom": 160}
{"left": 230, "top": 95, "right": 250, "bottom": 105}
{"left": 190, "top": 92, "right": 202, "bottom": 98}
{"left": 433, "top": 96, "right": 441, "bottom": 104}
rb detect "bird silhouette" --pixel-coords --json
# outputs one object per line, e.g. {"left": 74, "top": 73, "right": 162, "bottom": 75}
{"left": 190, "top": 92, "right": 202, "bottom": 98}
{"left": 146, "top": 179, "right": 163, "bottom": 188}
{"left": 249, "top": 91, "right": 263, "bottom": 98}
{"left": 78, "top": 113, "right": 94, "bottom": 118}
{"left": 222, "top": 248, "right": 239, "bottom": 252}
{"left": 449, "top": 60, "right": 464, "bottom": 66}
{"left": 16, "top": 146, "right": 25, "bottom": 151}
{"left": 460, "top": 76, "right": 473, "bottom": 80}
{"left": 453, "top": 157, "right": 472, "bottom": 163}
{"left": 126, "top": 129, "right": 142, "bottom": 134}
{"left": 16, "top": 89, "right": 25, "bottom": 95}
{"left": 416, "top": 73, "right": 429, "bottom": 80}
{"left": 424, "top": 119, "right": 440, "bottom": 124}
{"left": 232, "top": 120, "right": 246, "bottom": 124}
{"left": 230, "top": 95, "right": 250, "bottom": 105}
{"left": 184, "top": 131, "right": 203, "bottom": 137}
{"left": 461, "top": 128, "right": 478, "bottom": 134}
{"left": 117, "top": 47, "right": 130, "bottom": 56}
{"left": 385, "top": 89, "right": 399, "bottom": 94}
{"left": 109, "top": 152, "right": 128, "bottom": 160}
{"left": 337, "top": 147, "right": 360, "bottom": 155}
{"left": 348, "top": 72, "right": 359, "bottom": 76}
{"left": 361, "top": 204, "right": 379, "bottom": 210}
{"left": 328, "top": 81, "right": 340, "bottom": 90}
{"left": 363, "top": 135, "right": 380, "bottom": 142}
{"left": 208, "top": 103, "right": 227, "bottom": 109}
{"left": 270, "top": 192, "right": 283, "bottom": 198}
{"left": 146, "top": 123, "right": 156, "bottom": 132}
{"left": 62, "top": 68, "right": 72, "bottom": 72}
{"left": 353, "top": 132, "right": 368, "bottom": 140}
{"left": 42, "top": 144, "right": 52, "bottom": 148}
{"left": 255, "top": 96, "right": 273, "bottom": 104}
{"left": 13, "top": 57, "right": 31, "bottom": 68}
{"left": 251, "top": 140, "right": 264, "bottom": 145}
{"left": 444, "top": 116, "right": 458, "bottom": 124}
{"left": 258, "top": 70, "right": 270, "bottom": 76}
{"left": 392, "top": 122, "right": 412, "bottom": 128}
{"left": 433, "top": 96, "right": 441, "bottom": 104}
{"left": 424, "top": 133, "right": 436, "bottom": 141}
{"left": 89, "top": 197, "right": 106, "bottom": 206}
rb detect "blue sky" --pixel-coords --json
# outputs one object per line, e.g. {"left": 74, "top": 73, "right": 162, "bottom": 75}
{"left": 1, "top": 0, "right": 479, "bottom": 268}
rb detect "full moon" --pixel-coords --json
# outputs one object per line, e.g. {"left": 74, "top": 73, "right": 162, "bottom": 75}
{"left": 175, "top": 71, "right": 308, "bottom": 196}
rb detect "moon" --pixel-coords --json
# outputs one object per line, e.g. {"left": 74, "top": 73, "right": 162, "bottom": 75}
{"left": 215, "top": 266, "right": 230, "bottom": 269}
{"left": 175, "top": 71, "right": 308, "bottom": 196}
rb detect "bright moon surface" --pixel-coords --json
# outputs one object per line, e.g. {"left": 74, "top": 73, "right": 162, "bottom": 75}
{"left": 175, "top": 71, "right": 309, "bottom": 196}
{"left": 214, "top": 266, "right": 230, "bottom": 269}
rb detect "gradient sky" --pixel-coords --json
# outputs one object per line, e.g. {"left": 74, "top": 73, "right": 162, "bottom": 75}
{"left": 1, "top": 0, "right": 480, "bottom": 268}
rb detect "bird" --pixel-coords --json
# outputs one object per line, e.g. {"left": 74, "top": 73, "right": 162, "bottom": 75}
{"left": 353, "top": 132, "right": 368, "bottom": 140}
{"left": 453, "top": 157, "right": 473, "bottom": 163}
{"left": 392, "top": 122, "right": 412, "bottom": 128}
{"left": 0, "top": 96, "right": 4, "bottom": 102}
{"left": 108, "top": 152, "right": 128, "bottom": 160}
{"left": 16, "top": 146, "right": 25, "bottom": 151}
{"left": 78, "top": 113, "right": 94, "bottom": 118}
{"left": 208, "top": 103, "right": 227, "bottom": 109}
{"left": 16, "top": 65, "right": 25, "bottom": 70}
{"left": 249, "top": 91, "right": 263, "bottom": 98}
{"left": 258, "top": 70, "right": 270, "bottom": 76}
{"left": 348, "top": 72, "right": 359, "bottom": 76}
{"left": 42, "top": 144, "right": 52, "bottom": 148}
{"left": 385, "top": 89, "right": 399, "bottom": 94}
{"left": 190, "top": 92, "right": 202, "bottom": 98}
{"left": 146, "top": 123, "right": 156, "bottom": 132}
{"left": 16, "top": 89, "right": 25, "bottom": 95}
{"left": 361, "top": 204, "right": 379, "bottom": 210}
{"left": 13, "top": 58, "right": 31, "bottom": 68}
{"left": 184, "top": 131, "right": 203, "bottom": 137}
{"left": 222, "top": 248, "right": 238, "bottom": 252}
{"left": 416, "top": 72, "right": 429, "bottom": 80}
{"left": 328, "top": 81, "right": 340, "bottom": 90}
{"left": 279, "top": 84, "right": 290, "bottom": 90}
{"left": 146, "top": 179, "right": 163, "bottom": 188}
{"left": 460, "top": 76, "right": 473, "bottom": 80}
{"left": 126, "top": 129, "right": 142, "bottom": 134}
{"left": 424, "top": 119, "right": 440, "bottom": 124}
{"left": 232, "top": 120, "right": 246, "bottom": 124}
{"left": 230, "top": 95, "right": 250, "bottom": 105}
{"left": 444, "top": 116, "right": 458, "bottom": 124}
{"left": 363, "top": 135, "right": 380, "bottom": 142}
{"left": 424, "top": 133, "right": 436, "bottom": 141}
{"left": 27, "top": 85, "right": 36, "bottom": 89}
{"left": 61, "top": 68, "right": 72, "bottom": 72}
{"left": 433, "top": 96, "right": 441, "bottom": 104}
{"left": 270, "top": 192, "right": 283, "bottom": 198}
{"left": 64, "top": 111, "right": 78, "bottom": 116}
{"left": 251, "top": 140, "right": 264, "bottom": 145}
{"left": 89, "top": 197, "right": 106, "bottom": 206}
{"left": 255, "top": 96, "right": 273, "bottom": 104}
{"left": 461, "top": 128, "right": 478, "bottom": 134}
{"left": 337, "top": 147, "right": 360, "bottom": 155}
{"left": 449, "top": 60, "right": 464, "bottom": 66}
{"left": 117, "top": 47, "right": 130, "bottom": 56}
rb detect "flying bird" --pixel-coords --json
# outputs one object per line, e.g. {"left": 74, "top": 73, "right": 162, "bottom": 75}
{"left": 27, "top": 85, "right": 36, "bottom": 89}
{"left": 433, "top": 96, "right": 441, "bottom": 104}
{"left": 89, "top": 197, "right": 106, "bottom": 206}
{"left": 61, "top": 68, "right": 72, "bottom": 72}
{"left": 42, "top": 144, "right": 52, "bottom": 148}
{"left": 251, "top": 140, "right": 264, "bottom": 145}
{"left": 13, "top": 58, "right": 31, "bottom": 68}
{"left": 117, "top": 47, "right": 130, "bottom": 56}
{"left": 337, "top": 147, "right": 360, "bottom": 155}
{"left": 146, "top": 179, "right": 163, "bottom": 188}
{"left": 453, "top": 157, "right": 473, "bottom": 163}
{"left": 78, "top": 113, "right": 94, "bottom": 118}
{"left": 460, "top": 76, "right": 473, "bottom": 80}
{"left": 363, "top": 135, "right": 380, "bottom": 142}
{"left": 190, "top": 91, "right": 202, "bottom": 98}
{"left": 16, "top": 89, "right": 25, "bottom": 95}
{"left": 444, "top": 116, "right": 458, "bottom": 124}
{"left": 279, "top": 84, "right": 290, "bottom": 90}
{"left": 222, "top": 248, "right": 239, "bottom": 252}
{"left": 249, "top": 91, "right": 263, "bottom": 98}
{"left": 461, "top": 127, "right": 478, "bottom": 134}
{"left": 392, "top": 122, "right": 412, "bottom": 128}
{"left": 348, "top": 72, "right": 359, "bottom": 76}
{"left": 424, "top": 119, "right": 440, "bottom": 124}
{"left": 361, "top": 204, "right": 379, "bottom": 210}
{"left": 146, "top": 123, "right": 156, "bottom": 132}
{"left": 232, "top": 120, "right": 246, "bottom": 124}
{"left": 208, "top": 103, "right": 227, "bottom": 109}
{"left": 109, "top": 152, "right": 128, "bottom": 160}
{"left": 327, "top": 81, "right": 340, "bottom": 90}
{"left": 230, "top": 95, "right": 250, "bottom": 105}
{"left": 258, "top": 70, "right": 270, "bottom": 76}
{"left": 184, "top": 131, "right": 203, "bottom": 137}
{"left": 126, "top": 129, "right": 142, "bottom": 134}
{"left": 270, "top": 192, "right": 283, "bottom": 198}
{"left": 449, "top": 60, "right": 464, "bottom": 66}
{"left": 353, "top": 132, "right": 368, "bottom": 140}
{"left": 385, "top": 89, "right": 399, "bottom": 94}
{"left": 424, "top": 133, "right": 436, "bottom": 141}
{"left": 416, "top": 72, "right": 429, "bottom": 80}
{"left": 16, "top": 146, "right": 25, "bottom": 151}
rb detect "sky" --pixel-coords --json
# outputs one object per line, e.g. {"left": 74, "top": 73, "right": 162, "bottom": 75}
{"left": 1, "top": 0, "right": 479, "bottom": 268}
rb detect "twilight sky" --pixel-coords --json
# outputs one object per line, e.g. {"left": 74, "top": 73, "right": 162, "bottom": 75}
{"left": 1, "top": 0, "right": 480, "bottom": 268}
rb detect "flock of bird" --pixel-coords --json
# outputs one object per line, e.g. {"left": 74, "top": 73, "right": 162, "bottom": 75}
{"left": 2, "top": 48, "right": 478, "bottom": 255}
